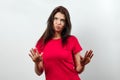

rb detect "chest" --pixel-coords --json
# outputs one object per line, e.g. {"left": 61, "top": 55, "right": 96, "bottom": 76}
{"left": 42, "top": 40, "right": 73, "bottom": 61}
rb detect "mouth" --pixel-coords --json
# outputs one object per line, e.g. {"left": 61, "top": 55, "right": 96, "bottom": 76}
{"left": 54, "top": 25, "right": 60, "bottom": 28}
{"left": 54, "top": 26, "right": 62, "bottom": 32}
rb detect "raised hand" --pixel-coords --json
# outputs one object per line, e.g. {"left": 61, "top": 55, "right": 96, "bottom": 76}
{"left": 80, "top": 50, "right": 93, "bottom": 66}
{"left": 29, "top": 48, "right": 43, "bottom": 63}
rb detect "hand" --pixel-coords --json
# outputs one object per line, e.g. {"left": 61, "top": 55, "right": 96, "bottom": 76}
{"left": 80, "top": 50, "right": 93, "bottom": 66}
{"left": 29, "top": 48, "right": 43, "bottom": 63}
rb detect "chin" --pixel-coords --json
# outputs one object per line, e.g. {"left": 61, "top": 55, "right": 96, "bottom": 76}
{"left": 55, "top": 29, "right": 62, "bottom": 32}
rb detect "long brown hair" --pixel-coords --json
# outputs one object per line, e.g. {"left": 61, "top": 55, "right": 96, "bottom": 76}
{"left": 37, "top": 6, "right": 72, "bottom": 46}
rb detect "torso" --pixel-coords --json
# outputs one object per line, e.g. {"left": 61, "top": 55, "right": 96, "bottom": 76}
{"left": 40, "top": 36, "right": 82, "bottom": 80}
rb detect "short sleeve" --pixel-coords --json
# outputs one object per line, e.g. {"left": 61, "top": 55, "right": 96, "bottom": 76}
{"left": 72, "top": 36, "right": 82, "bottom": 54}
{"left": 34, "top": 38, "right": 44, "bottom": 54}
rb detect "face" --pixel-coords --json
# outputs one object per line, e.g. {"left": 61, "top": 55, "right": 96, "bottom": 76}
{"left": 53, "top": 12, "right": 65, "bottom": 33}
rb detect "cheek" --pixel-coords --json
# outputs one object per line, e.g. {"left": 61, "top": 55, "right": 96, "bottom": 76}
{"left": 61, "top": 22, "right": 65, "bottom": 28}
{"left": 53, "top": 21, "right": 55, "bottom": 26}
{"left": 62, "top": 23, "right": 65, "bottom": 27}
{"left": 53, "top": 22, "right": 56, "bottom": 28}
{"left": 60, "top": 23, "right": 65, "bottom": 30}
{"left": 61, "top": 25, "right": 65, "bottom": 30}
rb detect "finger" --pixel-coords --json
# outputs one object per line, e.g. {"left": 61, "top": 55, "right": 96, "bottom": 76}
{"left": 85, "top": 51, "right": 88, "bottom": 58}
{"left": 32, "top": 48, "right": 37, "bottom": 54}
{"left": 30, "top": 50, "right": 34, "bottom": 56}
{"left": 87, "top": 50, "right": 92, "bottom": 56}
{"left": 87, "top": 50, "right": 93, "bottom": 57}
{"left": 30, "top": 48, "right": 36, "bottom": 56}
{"left": 90, "top": 53, "right": 94, "bottom": 59}
{"left": 35, "top": 49, "right": 43, "bottom": 57}
{"left": 30, "top": 48, "right": 35, "bottom": 56}
{"left": 80, "top": 55, "right": 83, "bottom": 60}
{"left": 36, "top": 50, "right": 42, "bottom": 58}
{"left": 40, "top": 53, "right": 43, "bottom": 59}
{"left": 88, "top": 50, "right": 93, "bottom": 57}
{"left": 29, "top": 53, "right": 33, "bottom": 59}
{"left": 41, "top": 52, "right": 43, "bottom": 55}
{"left": 36, "top": 49, "right": 40, "bottom": 56}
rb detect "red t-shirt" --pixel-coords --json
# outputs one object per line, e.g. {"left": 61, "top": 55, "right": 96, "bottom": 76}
{"left": 35, "top": 35, "right": 82, "bottom": 80}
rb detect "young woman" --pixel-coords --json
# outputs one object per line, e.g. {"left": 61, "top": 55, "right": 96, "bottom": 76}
{"left": 29, "top": 6, "right": 93, "bottom": 80}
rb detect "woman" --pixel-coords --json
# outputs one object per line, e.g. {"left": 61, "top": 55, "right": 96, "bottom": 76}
{"left": 29, "top": 6, "right": 93, "bottom": 80}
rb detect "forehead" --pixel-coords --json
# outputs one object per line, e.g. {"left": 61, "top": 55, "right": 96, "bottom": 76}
{"left": 54, "top": 12, "right": 65, "bottom": 19}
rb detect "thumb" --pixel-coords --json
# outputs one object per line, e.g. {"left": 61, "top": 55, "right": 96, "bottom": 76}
{"left": 80, "top": 55, "right": 83, "bottom": 61}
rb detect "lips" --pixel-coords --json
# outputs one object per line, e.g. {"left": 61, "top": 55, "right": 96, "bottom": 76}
{"left": 56, "top": 26, "right": 61, "bottom": 29}
{"left": 54, "top": 26, "right": 62, "bottom": 32}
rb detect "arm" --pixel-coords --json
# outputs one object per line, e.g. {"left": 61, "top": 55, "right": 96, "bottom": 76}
{"left": 34, "top": 61, "right": 44, "bottom": 76}
{"left": 74, "top": 52, "right": 85, "bottom": 74}
{"left": 74, "top": 50, "right": 93, "bottom": 74}
{"left": 29, "top": 48, "right": 44, "bottom": 76}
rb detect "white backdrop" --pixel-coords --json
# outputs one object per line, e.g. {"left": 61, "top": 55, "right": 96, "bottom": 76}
{"left": 0, "top": 0, "right": 120, "bottom": 80}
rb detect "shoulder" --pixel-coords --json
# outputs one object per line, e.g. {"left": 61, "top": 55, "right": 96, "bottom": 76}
{"left": 68, "top": 35, "right": 78, "bottom": 41}
{"left": 67, "top": 35, "right": 80, "bottom": 44}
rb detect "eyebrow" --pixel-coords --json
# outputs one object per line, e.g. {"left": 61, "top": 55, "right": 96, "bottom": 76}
{"left": 61, "top": 19, "right": 65, "bottom": 21}
{"left": 54, "top": 17, "right": 65, "bottom": 21}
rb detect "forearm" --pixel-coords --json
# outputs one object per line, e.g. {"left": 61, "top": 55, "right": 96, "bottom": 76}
{"left": 34, "top": 61, "right": 44, "bottom": 76}
{"left": 76, "top": 64, "right": 85, "bottom": 74}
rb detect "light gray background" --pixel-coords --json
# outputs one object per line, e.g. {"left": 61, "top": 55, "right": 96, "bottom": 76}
{"left": 0, "top": 0, "right": 120, "bottom": 80}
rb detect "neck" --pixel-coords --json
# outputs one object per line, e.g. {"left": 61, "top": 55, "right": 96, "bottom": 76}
{"left": 53, "top": 32, "right": 61, "bottom": 39}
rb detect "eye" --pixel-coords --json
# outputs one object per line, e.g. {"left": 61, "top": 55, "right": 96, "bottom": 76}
{"left": 54, "top": 17, "right": 58, "bottom": 20}
{"left": 61, "top": 19, "right": 65, "bottom": 23}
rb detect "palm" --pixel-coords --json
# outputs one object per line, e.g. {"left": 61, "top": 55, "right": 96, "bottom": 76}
{"left": 80, "top": 50, "right": 93, "bottom": 66}
{"left": 29, "top": 48, "right": 43, "bottom": 63}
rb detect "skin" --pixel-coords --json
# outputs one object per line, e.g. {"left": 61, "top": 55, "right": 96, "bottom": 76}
{"left": 74, "top": 50, "right": 93, "bottom": 73}
{"left": 29, "top": 48, "right": 43, "bottom": 76}
{"left": 53, "top": 12, "right": 65, "bottom": 39}
{"left": 29, "top": 12, "right": 94, "bottom": 76}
